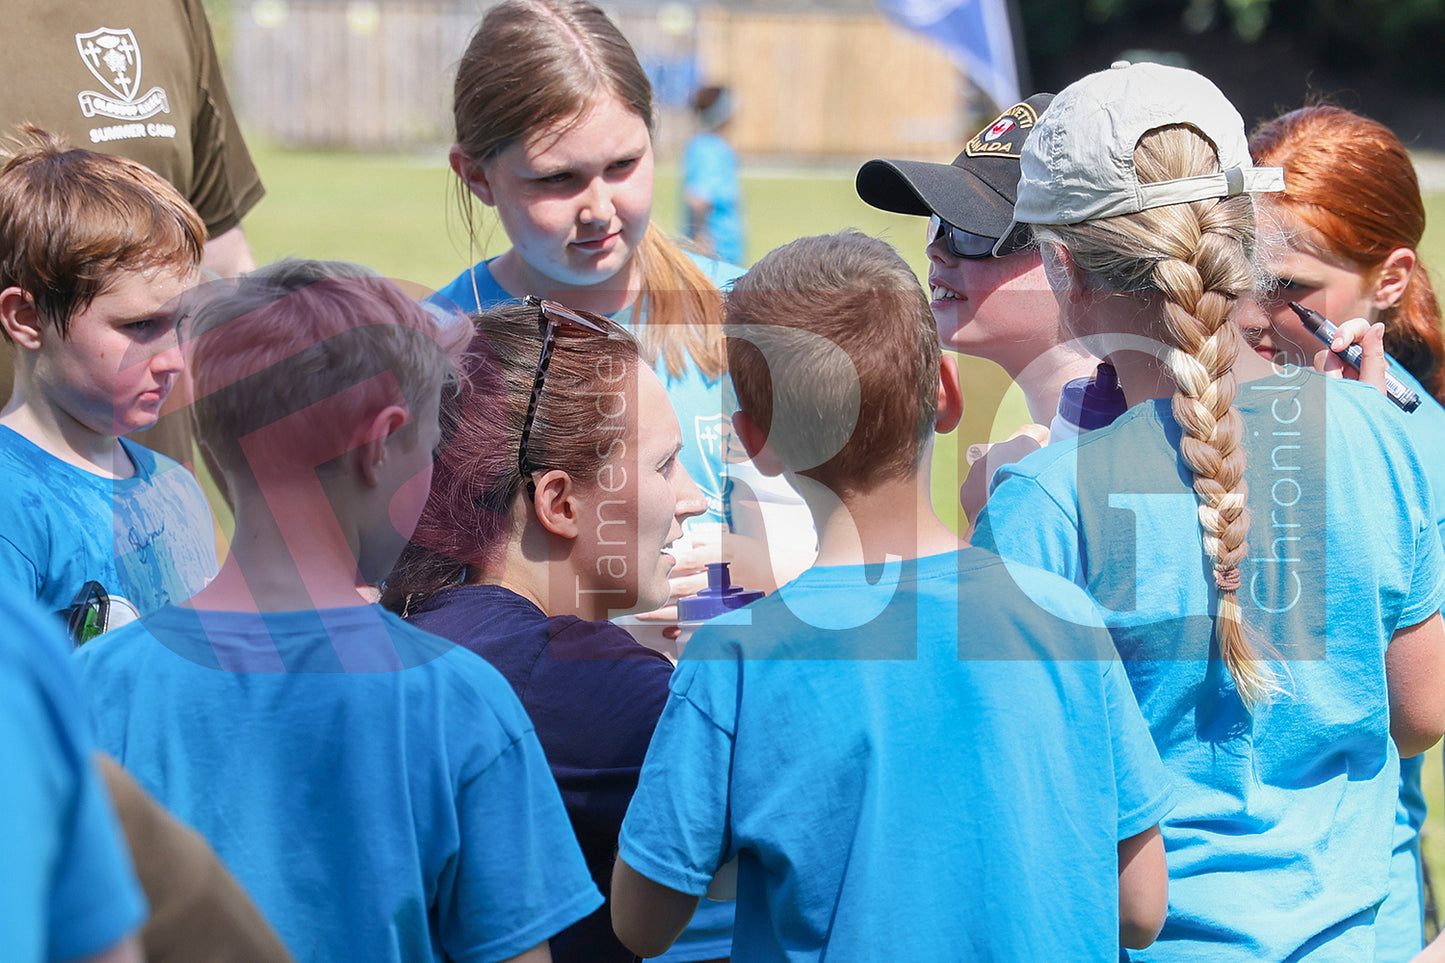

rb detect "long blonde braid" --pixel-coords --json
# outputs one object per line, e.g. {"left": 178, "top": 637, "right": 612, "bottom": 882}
{"left": 1038, "top": 125, "right": 1277, "bottom": 706}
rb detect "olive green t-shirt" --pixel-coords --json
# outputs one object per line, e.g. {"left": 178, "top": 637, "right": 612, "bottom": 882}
{"left": 6, "top": 0, "right": 264, "bottom": 236}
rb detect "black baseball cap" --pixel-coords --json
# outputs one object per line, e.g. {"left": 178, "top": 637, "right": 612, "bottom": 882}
{"left": 855, "top": 92, "right": 1055, "bottom": 250}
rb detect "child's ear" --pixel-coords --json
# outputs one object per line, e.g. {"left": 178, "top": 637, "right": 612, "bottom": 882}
{"left": 1372, "top": 247, "right": 1417, "bottom": 311}
{"left": 0, "top": 287, "right": 44, "bottom": 350}
{"left": 357, "top": 404, "right": 411, "bottom": 487}
{"left": 732, "top": 411, "right": 785, "bottom": 476}
{"left": 531, "top": 469, "right": 581, "bottom": 538}
{"left": 935, "top": 354, "right": 963, "bottom": 434}
{"left": 449, "top": 145, "right": 496, "bottom": 207}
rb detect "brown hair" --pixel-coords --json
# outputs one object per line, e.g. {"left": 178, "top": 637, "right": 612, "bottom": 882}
{"left": 451, "top": 0, "right": 726, "bottom": 380}
{"left": 725, "top": 231, "right": 940, "bottom": 494}
{"left": 1250, "top": 105, "right": 1445, "bottom": 404}
{"left": 0, "top": 124, "right": 204, "bottom": 339}
{"left": 380, "top": 302, "right": 643, "bottom": 612}
{"left": 1035, "top": 126, "right": 1273, "bottom": 706}
{"left": 187, "top": 258, "right": 458, "bottom": 480}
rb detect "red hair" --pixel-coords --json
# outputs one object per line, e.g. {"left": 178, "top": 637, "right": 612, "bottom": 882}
{"left": 1250, "top": 105, "right": 1445, "bottom": 405}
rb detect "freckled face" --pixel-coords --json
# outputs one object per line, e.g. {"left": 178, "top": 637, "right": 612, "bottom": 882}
{"left": 925, "top": 228, "right": 1059, "bottom": 371}
{"left": 476, "top": 94, "right": 655, "bottom": 294}
{"left": 30, "top": 265, "right": 195, "bottom": 437}
{"left": 1252, "top": 215, "right": 1375, "bottom": 367}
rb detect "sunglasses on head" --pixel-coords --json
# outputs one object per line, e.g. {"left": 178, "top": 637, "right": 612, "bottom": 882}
{"left": 517, "top": 295, "right": 612, "bottom": 495}
{"left": 927, "top": 214, "right": 1028, "bottom": 259}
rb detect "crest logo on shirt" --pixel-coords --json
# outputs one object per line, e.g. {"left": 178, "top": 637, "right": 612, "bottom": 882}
{"left": 75, "top": 27, "right": 171, "bottom": 121}
{"left": 693, "top": 413, "right": 729, "bottom": 507}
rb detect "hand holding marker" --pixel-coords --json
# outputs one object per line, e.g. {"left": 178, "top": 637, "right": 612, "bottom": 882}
{"left": 1287, "top": 301, "right": 1421, "bottom": 413}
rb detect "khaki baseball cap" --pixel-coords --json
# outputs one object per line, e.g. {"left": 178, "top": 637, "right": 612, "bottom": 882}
{"left": 1012, "top": 61, "right": 1284, "bottom": 227}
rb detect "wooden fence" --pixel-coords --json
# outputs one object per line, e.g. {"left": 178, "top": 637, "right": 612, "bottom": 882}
{"left": 229, "top": 0, "right": 972, "bottom": 161}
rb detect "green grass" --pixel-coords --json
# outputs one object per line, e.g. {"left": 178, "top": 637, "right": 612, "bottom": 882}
{"left": 242, "top": 146, "right": 1445, "bottom": 931}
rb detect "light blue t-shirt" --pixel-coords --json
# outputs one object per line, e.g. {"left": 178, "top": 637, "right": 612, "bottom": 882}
{"left": 0, "top": 427, "right": 217, "bottom": 631}
{"left": 620, "top": 548, "right": 1173, "bottom": 962}
{"left": 73, "top": 604, "right": 602, "bottom": 963}
{"left": 974, "top": 369, "right": 1445, "bottom": 963}
{"left": 433, "top": 254, "right": 745, "bottom": 526}
{"left": 683, "top": 131, "right": 744, "bottom": 265}
{"left": 0, "top": 594, "right": 145, "bottom": 962}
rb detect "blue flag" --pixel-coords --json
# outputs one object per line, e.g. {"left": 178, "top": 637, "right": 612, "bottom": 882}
{"left": 876, "top": 0, "right": 1022, "bottom": 111}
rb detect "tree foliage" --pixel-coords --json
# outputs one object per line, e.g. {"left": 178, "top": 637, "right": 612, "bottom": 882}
{"left": 1022, "top": 0, "right": 1445, "bottom": 76}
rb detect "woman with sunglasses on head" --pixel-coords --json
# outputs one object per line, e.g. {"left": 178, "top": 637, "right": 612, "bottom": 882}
{"left": 1246, "top": 104, "right": 1445, "bottom": 962}
{"left": 382, "top": 301, "right": 731, "bottom": 963}
{"left": 435, "top": 0, "right": 813, "bottom": 615}
{"left": 972, "top": 62, "right": 1445, "bottom": 961}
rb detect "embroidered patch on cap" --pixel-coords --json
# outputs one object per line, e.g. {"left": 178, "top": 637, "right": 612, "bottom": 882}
{"left": 964, "top": 102, "right": 1040, "bottom": 160}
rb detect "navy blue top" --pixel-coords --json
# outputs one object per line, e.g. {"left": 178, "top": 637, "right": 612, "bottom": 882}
{"left": 407, "top": 583, "right": 673, "bottom": 963}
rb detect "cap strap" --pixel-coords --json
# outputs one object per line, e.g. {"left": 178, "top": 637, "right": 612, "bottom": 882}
{"left": 1135, "top": 165, "right": 1285, "bottom": 212}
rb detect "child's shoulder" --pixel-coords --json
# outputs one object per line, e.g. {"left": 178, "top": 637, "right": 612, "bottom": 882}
{"left": 682, "top": 548, "right": 1114, "bottom": 666}
{"left": 683, "top": 250, "right": 746, "bottom": 289}
{"left": 77, "top": 603, "right": 537, "bottom": 734}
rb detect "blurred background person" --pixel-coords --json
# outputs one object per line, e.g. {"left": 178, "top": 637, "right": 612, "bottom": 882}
{"left": 682, "top": 84, "right": 744, "bottom": 265}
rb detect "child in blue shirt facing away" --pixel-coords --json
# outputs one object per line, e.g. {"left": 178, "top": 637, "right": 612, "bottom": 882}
{"left": 973, "top": 63, "right": 1445, "bottom": 962}
{"left": 0, "top": 125, "right": 217, "bottom": 638}
{"left": 611, "top": 231, "right": 1173, "bottom": 962}
{"left": 74, "top": 259, "right": 602, "bottom": 963}
{"left": 1, "top": 593, "right": 145, "bottom": 963}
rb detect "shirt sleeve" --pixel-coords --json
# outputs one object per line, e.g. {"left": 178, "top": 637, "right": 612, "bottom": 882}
{"left": 0, "top": 533, "right": 42, "bottom": 607}
{"left": 438, "top": 720, "right": 603, "bottom": 963}
{"left": 1, "top": 605, "right": 147, "bottom": 960}
{"left": 1400, "top": 497, "right": 1445, "bottom": 630}
{"left": 617, "top": 663, "right": 736, "bottom": 895}
{"left": 1102, "top": 660, "right": 1174, "bottom": 840}
{"left": 183, "top": 0, "right": 265, "bottom": 236}
{"left": 972, "top": 467, "right": 1085, "bottom": 585}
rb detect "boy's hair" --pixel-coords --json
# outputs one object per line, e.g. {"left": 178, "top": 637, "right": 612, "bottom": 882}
{"left": 186, "top": 258, "right": 459, "bottom": 479}
{"left": 725, "top": 231, "right": 940, "bottom": 494}
{"left": 0, "top": 124, "right": 204, "bottom": 340}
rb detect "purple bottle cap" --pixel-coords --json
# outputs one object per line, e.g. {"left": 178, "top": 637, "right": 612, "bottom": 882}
{"left": 1057, "top": 362, "right": 1128, "bottom": 432}
{"left": 676, "top": 562, "right": 763, "bottom": 622}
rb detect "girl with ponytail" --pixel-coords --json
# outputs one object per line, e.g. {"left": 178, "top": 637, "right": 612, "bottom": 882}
{"left": 436, "top": 0, "right": 812, "bottom": 612}
{"left": 1248, "top": 103, "right": 1445, "bottom": 962}
{"left": 972, "top": 63, "right": 1445, "bottom": 961}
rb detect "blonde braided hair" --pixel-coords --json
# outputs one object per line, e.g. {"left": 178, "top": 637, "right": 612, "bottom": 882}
{"left": 1037, "top": 125, "right": 1278, "bottom": 706}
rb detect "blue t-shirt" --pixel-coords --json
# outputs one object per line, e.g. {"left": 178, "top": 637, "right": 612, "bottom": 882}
{"left": 0, "top": 427, "right": 217, "bottom": 630}
{"left": 682, "top": 131, "right": 744, "bottom": 265}
{"left": 620, "top": 549, "right": 1172, "bottom": 962}
{"left": 407, "top": 583, "right": 734, "bottom": 963}
{"left": 973, "top": 369, "right": 1445, "bottom": 962}
{"left": 73, "top": 603, "right": 601, "bottom": 963}
{"left": 0, "top": 594, "right": 145, "bottom": 962}
{"left": 432, "top": 254, "right": 745, "bottom": 526}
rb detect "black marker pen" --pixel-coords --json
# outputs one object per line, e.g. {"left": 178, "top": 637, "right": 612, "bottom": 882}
{"left": 1287, "top": 301, "right": 1421, "bottom": 413}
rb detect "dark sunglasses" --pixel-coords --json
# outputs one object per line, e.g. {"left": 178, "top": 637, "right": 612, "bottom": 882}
{"left": 928, "top": 213, "right": 1029, "bottom": 259}
{"left": 517, "top": 295, "right": 612, "bottom": 493}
